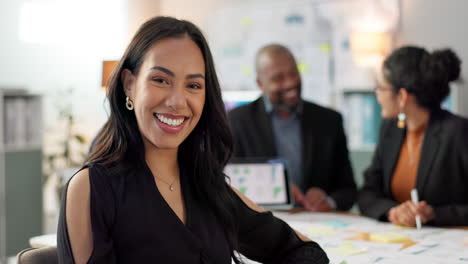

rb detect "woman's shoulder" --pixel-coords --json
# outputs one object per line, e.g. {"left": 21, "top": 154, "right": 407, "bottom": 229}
{"left": 435, "top": 110, "right": 468, "bottom": 130}
{"left": 377, "top": 118, "right": 398, "bottom": 139}
{"left": 68, "top": 161, "right": 128, "bottom": 194}
{"left": 67, "top": 168, "right": 91, "bottom": 202}
{"left": 66, "top": 164, "right": 106, "bottom": 198}
{"left": 86, "top": 161, "right": 130, "bottom": 179}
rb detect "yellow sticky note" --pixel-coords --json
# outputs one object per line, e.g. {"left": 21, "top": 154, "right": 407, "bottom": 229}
{"left": 241, "top": 17, "right": 252, "bottom": 26}
{"left": 370, "top": 232, "right": 410, "bottom": 243}
{"left": 330, "top": 241, "right": 367, "bottom": 256}
{"left": 297, "top": 62, "right": 309, "bottom": 73}
{"left": 306, "top": 226, "right": 336, "bottom": 236}
{"left": 392, "top": 224, "right": 413, "bottom": 230}
{"left": 241, "top": 65, "right": 253, "bottom": 76}
{"left": 319, "top": 43, "right": 331, "bottom": 53}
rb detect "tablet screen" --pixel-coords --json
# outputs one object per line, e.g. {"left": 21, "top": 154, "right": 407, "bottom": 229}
{"left": 224, "top": 160, "right": 292, "bottom": 208}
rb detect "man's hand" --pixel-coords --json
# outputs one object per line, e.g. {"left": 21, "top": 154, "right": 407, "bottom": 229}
{"left": 291, "top": 184, "right": 306, "bottom": 205}
{"left": 388, "top": 201, "right": 435, "bottom": 227}
{"left": 291, "top": 185, "right": 332, "bottom": 212}
{"left": 304, "top": 188, "right": 332, "bottom": 212}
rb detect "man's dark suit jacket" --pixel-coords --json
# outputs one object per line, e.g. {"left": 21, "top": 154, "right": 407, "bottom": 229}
{"left": 358, "top": 109, "right": 468, "bottom": 226}
{"left": 228, "top": 97, "right": 357, "bottom": 211}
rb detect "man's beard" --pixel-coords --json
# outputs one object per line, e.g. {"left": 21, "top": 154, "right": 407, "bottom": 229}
{"left": 272, "top": 82, "right": 301, "bottom": 113}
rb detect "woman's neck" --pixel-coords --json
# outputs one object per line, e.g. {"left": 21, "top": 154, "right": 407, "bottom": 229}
{"left": 144, "top": 143, "right": 179, "bottom": 180}
{"left": 405, "top": 105, "right": 430, "bottom": 131}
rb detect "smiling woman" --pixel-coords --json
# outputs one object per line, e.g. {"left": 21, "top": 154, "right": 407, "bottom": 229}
{"left": 56, "top": 16, "right": 329, "bottom": 264}
{"left": 121, "top": 36, "right": 206, "bottom": 149}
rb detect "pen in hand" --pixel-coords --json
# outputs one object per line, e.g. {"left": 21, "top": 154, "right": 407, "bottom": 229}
{"left": 411, "top": 189, "right": 422, "bottom": 229}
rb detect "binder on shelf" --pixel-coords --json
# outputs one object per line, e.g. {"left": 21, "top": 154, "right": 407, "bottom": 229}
{"left": 343, "top": 92, "right": 381, "bottom": 150}
{"left": 362, "top": 94, "right": 381, "bottom": 146}
{"left": 25, "top": 97, "right": 42, "bottom": 146}
{"left": 13, "top": 97, "right": 27, "bottom": 147}
{"left": 1, "top": 90, "right": 42, "bottom": 149}
{"left": 2, "top": 100, "right": 16, "bottom": 145}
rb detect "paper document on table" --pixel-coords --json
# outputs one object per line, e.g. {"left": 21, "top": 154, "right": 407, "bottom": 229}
{"left": 306, "top": 226, "right": 337, "bottom": 236}
{"left": 329, "top": 241, "right": 367, "bottom": 256}
{"left": 323, "top": 220, "right": 350, "bottom": 228}
{"left": 274, "top": 212, "right": 376, "bottom": 225}
{"left": 268, "top": 211, "right": 468, "bottom": 264}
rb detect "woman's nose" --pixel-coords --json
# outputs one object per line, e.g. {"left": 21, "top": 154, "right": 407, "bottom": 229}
{"left": 165, "top": 86, "right": 187, "bottom": 110}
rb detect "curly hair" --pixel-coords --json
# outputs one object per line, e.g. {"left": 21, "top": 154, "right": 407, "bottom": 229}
{"left": 383, "top": 46, "right": 461, "bottom": 110}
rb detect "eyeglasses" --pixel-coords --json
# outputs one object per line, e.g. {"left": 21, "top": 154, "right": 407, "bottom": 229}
{"left": 374, "top": 85, "right": 393, "bottom": 92}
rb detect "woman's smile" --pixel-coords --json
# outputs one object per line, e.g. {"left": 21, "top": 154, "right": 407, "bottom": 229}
{"left": 153, "top": 112, "right": 189, "bottom": 134}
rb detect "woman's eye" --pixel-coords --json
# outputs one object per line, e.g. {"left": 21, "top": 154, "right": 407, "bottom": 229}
{"left": 188, "top": 83, "right": 202, "bottom": 89}
{"left": 152, "top": 78, "right": 168, "bottom": 84}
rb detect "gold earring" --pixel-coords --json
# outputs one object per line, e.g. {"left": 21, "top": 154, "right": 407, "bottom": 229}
{"left": 126, "top": 97, "right": 134, "bottom": 110}
{"left": 397, "top": 112, "right": 406, "bottom": 129}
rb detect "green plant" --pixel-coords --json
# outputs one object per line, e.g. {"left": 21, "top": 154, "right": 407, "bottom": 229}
{"left": 43, "top": 88, "right": 88, "bottom": 184}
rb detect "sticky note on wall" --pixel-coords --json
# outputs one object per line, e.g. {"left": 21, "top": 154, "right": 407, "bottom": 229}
{"left": 319, "top": 43, "right": 331, "bottom": 53}
{"left": 297, "top": 62, "right": 309, "bottom": 73}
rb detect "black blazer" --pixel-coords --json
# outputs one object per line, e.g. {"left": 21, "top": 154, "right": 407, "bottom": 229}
{"left": 358, "top": 109, "right": 468, "bottom": 226}
{"left": 228, "top": 97, "right": 357, "bottom": 211}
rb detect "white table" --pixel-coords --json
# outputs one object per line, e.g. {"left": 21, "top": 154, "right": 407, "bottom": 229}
{"left": 29, "top": 234, "right": 56, "bottom": 248}
{"left": 29, "top": 212, "right": 468, "bottom": 264}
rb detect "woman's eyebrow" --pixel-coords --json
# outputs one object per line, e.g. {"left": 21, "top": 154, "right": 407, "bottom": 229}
{"left": 150, "top": 66, "right": 174, "bottom": 77}
{"left": 186, "top": 73, "right": 205, "bottom": 79}
{"left": 150, "top": 66, "right": 204, "bottom": 80}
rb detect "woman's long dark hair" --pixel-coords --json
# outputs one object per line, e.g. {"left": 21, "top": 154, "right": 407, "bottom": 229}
{"left": 383, "top": 45, "right": 461, "bottom": 111}
{"left": 87, "top": 16, "right": 240, "bottom": 262}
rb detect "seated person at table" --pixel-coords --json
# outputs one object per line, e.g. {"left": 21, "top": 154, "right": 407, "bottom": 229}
{"left": 228, "top": 44, "right": 356, "bottom": 212}
{"left": 358, "top": 46, "right": 468, "bottom": 227}
{"left": 57, "top": 16, "right": 329, "bottom": 263}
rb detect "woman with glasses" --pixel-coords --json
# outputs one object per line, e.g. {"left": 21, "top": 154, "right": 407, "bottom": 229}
{"left": 358, "top": 46, "right": 468, "bottom": 227}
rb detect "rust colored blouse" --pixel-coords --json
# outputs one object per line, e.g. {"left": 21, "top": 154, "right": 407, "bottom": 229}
{"left": 391, "top": 124, "right": 427, "bottom": 203}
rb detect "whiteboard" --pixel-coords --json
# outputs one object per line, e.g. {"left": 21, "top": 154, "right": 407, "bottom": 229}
{"left": 208, "top": 0, "right": 333, "bottom": 106}
{"left": 207, "top": 0, "right": 400, "bottom": 108}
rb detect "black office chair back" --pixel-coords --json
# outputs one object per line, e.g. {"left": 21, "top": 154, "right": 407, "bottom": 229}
{"left": 17, "top": 247, "right": 58, "bottom": 264}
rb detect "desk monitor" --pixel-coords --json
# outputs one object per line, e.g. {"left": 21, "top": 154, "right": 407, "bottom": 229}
{"left": 224, "top": 158, "right": 293, "bottom": 210}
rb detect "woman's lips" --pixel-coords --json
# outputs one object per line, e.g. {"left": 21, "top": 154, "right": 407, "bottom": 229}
{"left": 153, "top": 113, "right": 188, "bottom": 134}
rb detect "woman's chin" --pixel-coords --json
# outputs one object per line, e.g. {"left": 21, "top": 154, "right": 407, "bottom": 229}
{"left": 145, "top": 139, "right": 182, "bottom": 150}
{"left": 155, "top": 143, "right": 181, "bottom": 150}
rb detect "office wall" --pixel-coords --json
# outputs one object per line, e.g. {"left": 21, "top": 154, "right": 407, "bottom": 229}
{"left": 397, "top": 0, "right": 468, "bottom": 117}
{"left": 128, "top": 0, "right": 161, "bottom": 40}
{"left": 0, "top": 0, "right": 129, "bottom": 244}
{"left": 159, "top": 0, "right": 224, "bottom": 31}
{"left": 0, "top": 0, "right": 128, "bottom": 153}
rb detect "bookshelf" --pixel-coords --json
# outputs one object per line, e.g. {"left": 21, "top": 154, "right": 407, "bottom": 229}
{"left": 0, "top": 88, "right": 43, "bottom": 260}
{"left": 341, "top": 89, "right": 382, "bottom": 151}
{"left": 338, "top": 88, "right": 381, "bottom": 187}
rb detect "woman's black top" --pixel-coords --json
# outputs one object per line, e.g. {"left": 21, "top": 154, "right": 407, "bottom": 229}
{"left": 57, "top": 162, "right": 329, "bottom": 263}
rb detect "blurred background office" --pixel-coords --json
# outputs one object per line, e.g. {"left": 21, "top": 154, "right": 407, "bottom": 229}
{"left": 0, "top": 0, "right": 468, "bottom": 262}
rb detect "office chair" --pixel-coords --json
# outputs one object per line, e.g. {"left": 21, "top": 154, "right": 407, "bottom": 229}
{"left": 17, "top": 247, "right": 58, "bottom": 264}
